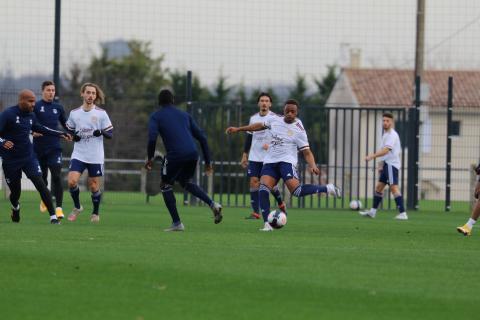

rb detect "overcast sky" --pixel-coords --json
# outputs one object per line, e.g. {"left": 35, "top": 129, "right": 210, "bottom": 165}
{"left": 1, "top": 0, "right": 480, "bottom": 88}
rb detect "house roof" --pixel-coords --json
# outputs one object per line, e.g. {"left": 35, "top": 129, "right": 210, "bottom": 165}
{"left": 342, "top": 68, "right": 480, "bottom": 107}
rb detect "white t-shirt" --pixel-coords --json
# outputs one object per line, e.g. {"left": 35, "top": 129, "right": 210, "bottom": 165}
{"left": 262, "top": 116, "right": 309, "bottom": 166}
{"left": 66, "top": 105, "right": 113, "bottom": 164}
{"left": 380, "top": 128, "right": 401, "bottom": 169}
{"left": 247, "top": 111, "right": 277, "bottom": 162}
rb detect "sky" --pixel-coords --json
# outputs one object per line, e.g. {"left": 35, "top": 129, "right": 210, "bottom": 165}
{"left": 1, "top": 0, "right": 480, "bottom": 89}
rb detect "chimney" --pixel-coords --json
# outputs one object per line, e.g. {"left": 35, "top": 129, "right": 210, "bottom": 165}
{"left": 350, "top": 48, "right": 361, "bottom": 68}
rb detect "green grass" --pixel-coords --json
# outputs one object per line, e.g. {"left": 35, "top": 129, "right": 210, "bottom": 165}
{"left": 1, "top": 191, "right": 479, "bottom": 320}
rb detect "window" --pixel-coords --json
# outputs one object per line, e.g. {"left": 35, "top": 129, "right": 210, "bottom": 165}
{"left": 451, "top": 121, "right": 461, "bottom": 137}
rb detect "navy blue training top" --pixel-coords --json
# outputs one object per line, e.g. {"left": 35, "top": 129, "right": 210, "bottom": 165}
{"left": 0, "top": 105, "right": 64, "bottom": 164}
{"left": 33, "top": 99, "right": 67, "bottom": 154}
{"left": 147, "top": 105, "right": 211, "bottom": 164}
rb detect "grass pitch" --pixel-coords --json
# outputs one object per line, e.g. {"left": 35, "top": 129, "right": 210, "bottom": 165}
{"left": 0, "top": 192, "right": 479, "bottom": 320}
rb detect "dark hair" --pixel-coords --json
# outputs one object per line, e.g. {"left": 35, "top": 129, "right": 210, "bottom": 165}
{"left": 383, "top": 112, "right": 394, "bottom": 120}
{"left": 41, "top": 80, "right": 55, "bottom": 91}
{"left": 257, "top": 92, "right": 272, "bottom": 103}
{"left": 158, "top": 89, "right": 174, "bottom": 106}
{"left": 284, "top": 99, "right": 299, "bottom": 108}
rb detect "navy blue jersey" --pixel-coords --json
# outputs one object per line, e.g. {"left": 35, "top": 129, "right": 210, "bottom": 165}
{"left": 33, "top": 99, "right": 67, "bottom": 153}
{"left": 147, "top": 105, "right": 211, "bottom": 164}
{"left": 0, "top": 105, "right": 64, "bottom": 164}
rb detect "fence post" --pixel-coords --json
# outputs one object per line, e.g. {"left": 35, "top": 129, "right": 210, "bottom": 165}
{"left": 407, "top": 76, "right": 421, "bottom": 210}
{"left": 184, "top": 70, "right": 193, "bottom": 205}
{"left": 445, "top": 76, "right": 453, "bottom": 211}
{"left": 53, "top": 0, "right": 61, "bottom": 97}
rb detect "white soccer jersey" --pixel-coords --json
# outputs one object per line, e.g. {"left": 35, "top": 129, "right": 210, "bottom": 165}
{"left": 247, "top": 111, "right": 277, "bottom": 162}
{"left": 66, "top": 105, "right": 113, "bottom": 164}
{"left": 380, "top": 128, "right": 401, "bottom": 169}
{"left": 262, "top": 116, "right": 309, "bottom": 166}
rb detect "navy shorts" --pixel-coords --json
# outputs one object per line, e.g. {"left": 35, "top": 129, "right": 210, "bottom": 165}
{"left": 247, "top": 161, "right": 263, "bottom": 178}
{"left": 162, "top": 158, "right": 197, "bottom": 185}
{"left": 36, "top": 149, "right": 62, "bottom": 168}
{"left": 379, "top": 163, "right": 399, "bottom": 185}
{"left": 69, "top": 159, "right": 103, "bottom": 177}
{"left": 2, "top": 157, "right": 42, "bottom": 182}
{"left": 261, "top": 162, "right": 298, "bottom": 182}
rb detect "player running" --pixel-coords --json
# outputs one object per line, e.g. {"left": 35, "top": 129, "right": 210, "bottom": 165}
{"left": 359, "top": 112, "right": 407, "bottom": 220}
{"left": 0, "top": 89, "right": 70, "bottom": 224}
{"left": 456, "top": 164, "right": 480, "bottom": 236}
{"left": 240, "top": 92, "right": 286, "bottom": 219}
{"left": 66, "top": 83, "right": 113, "bottom": 223}
{"left": 145, "top": 89, "right": 222, "bottom": 232}
{"left": 226, "top": 99, "right": 341, "bottom": 231}
{"left": 33, "top": 81, "right": 68, "bottom": 219}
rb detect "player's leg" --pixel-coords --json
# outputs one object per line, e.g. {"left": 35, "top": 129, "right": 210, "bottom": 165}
{"left": 178, "top": 160, "right": 222, "bottom": 224}
{"left": 48, "top": 150, "right": 64, "bottom": 217}
{"left": 3, "top": 163, "right": 22, "bottom": 222}
{"left": 160, "top": 159, "right": 184, "bottom": 231}
{"left": 280, "top": 162, "right": 341, "bottom": 198}
{"left": 38, "top": 156, "right": 49, "bottom": 213}
{"left": 258, "top": 163, "right": 279, "bottom": 230}
{"left": 246, "top": 161, "right": 262, "bottom": 219}
{"left": 271, "top": 185, "right": 286, "bottom": 212}
{"left": 24, "top": 159, "right": 59, "bottom": 224}
{"left": 390, "top": 183, "right": 407, "bottom": 220}
{"left": 360, "top": 163, "right": 388, "bottom": 218}
{"left": 86, "top": 164, "right": 103, "bottom": 223}
{"left": 67, "top": 159, "right": 85, "bottom": 221}
{"left": 457, "top": 201, "right": 480, "bottom": 236}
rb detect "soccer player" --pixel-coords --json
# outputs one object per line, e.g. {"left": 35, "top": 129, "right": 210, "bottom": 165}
{"left": 456, "top": 165, "right": 480, "bottom": 236}
{"left": 145, "top": 89, "right": 222, "bottom": 231}
{"left": 359, "top": 112, "right": 407, "bottom": 220}
{"left": 0, "top": 89, "right": 70, "bottom": 224}
{"left": 66, "top": 83, "right": 113, "bottom": 223}
{"left": 226, "top": 99, "right": 341, "bottom": 231}
{"left": 240, "top": 92, "right": 286, "bottom": 219}
{"left": 33, "top": 81, "right": 68, "bottom": 219}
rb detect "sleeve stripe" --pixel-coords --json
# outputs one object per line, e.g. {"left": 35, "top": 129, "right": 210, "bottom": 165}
{"left": 103, "top": 125, "right": 113, "bottom": 131}
{"left": 298, "top": 145, "right": 310, "bottom": 150}
{"left": 66, "top": 124, "right": 75, "bottom": 130}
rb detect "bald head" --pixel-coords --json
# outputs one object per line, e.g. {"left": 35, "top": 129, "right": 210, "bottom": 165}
{"left": 18, "top": 89, "right": 36, "bottom": 113}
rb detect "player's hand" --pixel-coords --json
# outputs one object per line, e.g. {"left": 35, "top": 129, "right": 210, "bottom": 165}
{"left": 365, "top": 154, "right": 374, "bottom": 162}
{"left": 225, "top": 127, "right": 239, "bottom": 134}
{"left": 73, "top": 132, "right": 81, "bottom": 142}
{"left": 205, "top": 163, "right": 213, "bottom": 176}
{"left": 32, "top": 132, "right": 43, "bottom": 138}
{"left": 309, "top": 165, "right": 320, "bottom": 175}
{"left": 474, "top": 164, "right": 480, "bottom": 175}
{"left": 61, "top": 133, "right": 72, "bottom": 141}
{"left": 240, "top": 153, "right": 248, "bottom": 168}
{"left": 262, "top": 143, "right": 269, "bottom": 150}
{"left": 144, "top": 159, "right": 153, "bottom": 171}
{"left": 93, "top": 129, "right": 102, "bottom": 137}
{"left": 2, "top": 140, "right": 14, "bottom": 149}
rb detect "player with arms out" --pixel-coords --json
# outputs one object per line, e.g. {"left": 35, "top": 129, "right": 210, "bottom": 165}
{"left": 240, "top": 92, "right": 286, "bottom": 219}
{"left": 227, "top": 99, "right": 341, "bottom": 231}
{"left": 33, "top": 80, "right": 68, "bottom": 219}
{"left": 0, "top": 89, "right": 70, "bottom": 224}
{"left": 457, "top": 164, "right": 480, "bottom": 236}
{"left": 359, "top": 112, "right": 407, "bottom": 220}
{"left": 66, "top": 83, "right": 113, "bottom": 223}
{"left": 145, "top": 89, "right": 222, "bottom": 232}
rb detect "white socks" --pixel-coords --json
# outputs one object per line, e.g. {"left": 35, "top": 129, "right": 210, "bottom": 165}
{"left": 466, "top": 218, "right": 477, "bottom": 228}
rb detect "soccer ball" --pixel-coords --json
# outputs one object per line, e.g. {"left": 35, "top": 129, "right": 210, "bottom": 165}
{"left": 349, "top": 200, "right": 362, "bottom": 210}
{"left": 267, "top": 209, "right": 287, "bottom": 229}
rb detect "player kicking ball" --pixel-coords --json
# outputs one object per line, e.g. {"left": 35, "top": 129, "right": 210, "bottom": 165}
{"left": 359, "top": 113, "right": 407, "bottom": 220}
{"left": 66, "top": 83, "right": 113, "bottom": 223}
{"left": 226, "top": 99, "right": 341, "bottom": 231}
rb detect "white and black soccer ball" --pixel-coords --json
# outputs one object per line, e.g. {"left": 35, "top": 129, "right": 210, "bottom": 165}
{"left": 349, "top": 200, "right": 362, "bottom": 210}
{"left": 267, "top": 209, "right": 287, "bottom": 229}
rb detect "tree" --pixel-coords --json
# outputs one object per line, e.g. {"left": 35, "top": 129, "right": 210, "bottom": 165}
{"left": 312, "top": 65, "right": 338, "bottom": 106}
{"left": 209, "top": 71, "right": 232, "bottom": 104}
{"left": 288, "top": 72, "right": 310, "bottom": 105}
{"left": 169, "top": 69, "right": 210, "bottom": 105}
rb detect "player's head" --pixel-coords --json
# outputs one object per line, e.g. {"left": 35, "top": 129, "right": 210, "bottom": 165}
{"left": 382, "top": 112, "right": 394, "bottom": 130}
{"left": 41, "top": 80, "right": 55, "bottom": 102}
{"left": 18, "top": 89, "right": 36, "bottom": 113}
{"left": 80, "top": 82, "right": 105, "bottom": 106}
{"left": 158, "top": 89, "right": 174, "bottom": 106}
{"left": 283, "top": 99, "right": 299, "bottom": 124}
{"left": 257, "top": 92, "right": 272, "bottom": 115}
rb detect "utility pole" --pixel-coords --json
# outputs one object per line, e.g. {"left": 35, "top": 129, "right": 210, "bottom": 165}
{"left": 414, "top": 0, "right": 426, "bottom": 78}
{"left": 53, "top": 0, "right": 61, "bottom": 98}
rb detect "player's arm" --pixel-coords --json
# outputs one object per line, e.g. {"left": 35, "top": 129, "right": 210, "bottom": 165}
{"left": 301, "top": 147, "right": 320, "bottom": 175}
{"left": 226, "top": 122, "right": 267, "bottom": 134}
{"left": 145, "top": 115, "right": 159, "bottom": 170}
{"left": 365, "top": 147, "right": 390, "bottom": 161}
{"left": 58, "top": 105, "right": 69, "bottom": 131}
{"left": 93, "top": 126, "right": 113, "bottom": 139}
{"left": 65, "top": 113, "right": 81, "bottom": 142}
{"left": 0, "top": 112, "right": 13, "bottom": 149}
{"left": 31, "top": 115, "right": 70, "bottom": 140}
{"left": 473, "top": 164, "right": 480, "bottom": 199}
{"left": 241, "top": 133, "right": 252, "bottom": 168}
{"left": 189, "top": 115, "right": 212, "bottom": 174}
